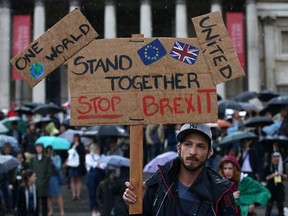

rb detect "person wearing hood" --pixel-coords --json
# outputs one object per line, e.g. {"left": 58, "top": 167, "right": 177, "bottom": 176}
{"left": 123, "top": 123, "right": 237, "bottom": 215}
{"left": 219, "top": 155, "right": 271, "bottom": 216}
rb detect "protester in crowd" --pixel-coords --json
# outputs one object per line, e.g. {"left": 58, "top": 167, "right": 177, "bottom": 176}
{"left": 164, "top": 124, "right": 179, "bottom": 152}
{"left": 278, "top": 106, "right": 288, "bottom": 136}
{"left": 67, "top": 133, "right": 86, "bottom": 201}
{"left": 262, "top": 106, "right": 287, "bottom": 136}
{"left": 123, "top": 123, "right": 237, "bottom": 215}
{"left": 263, "top": 152, "right": 287, "bottom": 216}
{"left": 46, "top": 146, "right": 65, "bottom": 216}
{"left": 30, "top": 143, "right": 52, "bottom": 216}
{"left": 145, "top": 124, "right": 165, "bottom": 159}
{"left": 6, "top": 120, "right": 22, "bottom": 146}
{"left": 97, "top": 168, "right": 117, "bottom": 216}
{"left": 12, "top": 151, "right": 30, "bottom": 210}
{"left": 238, "top": 138, "right": 259, "bottom": 180}
{"left": 111, "top": 166, "right": 129, "bottom": 216}
{"left": 0, "top": 142, "right": 16, "bottom": 214}
{"left": 106, "top": 137, "right": 123, "bottom": 156}
{"left": 16, "top": 169, "right": 39, "bottom": 216}
{"left": 85, "top": 143, "right": 106, "bottom": 216}
{"left": 22, "top": 123, "right": 40, "bottom": 162}
{"left": 219, "top": 155, "right": 271, "bottom": 216}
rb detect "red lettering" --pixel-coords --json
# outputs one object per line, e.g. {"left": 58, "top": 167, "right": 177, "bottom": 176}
{"left": 143, "top": 96, "right": 159, "bottom": 116}
{"left": 77, "top": 96, "right": 92, "bottom": 114}
{"left": 159, "top": 98, "right": 173, "bottom": 115}
{"left": 197, "top": 89, "right": 216, "bottom": 113}
{"left": 197, "top": 95, "right": 202, "bottom": 113}
{"left": 173, "top": 98, "right": 184, "bottom": 114}
{"left": 98, "top": 98, "right": 110, "bottom": 111}
{"left": 111, "top": 96, "right": 121, "bottom": 111}
{"left": 184, "top": 94, "right": 195, "bottom": 113}
{"left": 89, "top": 97, "right": 100, "bottom": 113}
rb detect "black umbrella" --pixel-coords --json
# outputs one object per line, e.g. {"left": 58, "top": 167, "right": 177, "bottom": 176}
{"left": 23, "top": 102, "right": 44, "bottom": 109}
{"left": 14, "top": 106, "right": 33, "bottom": 115}
{"left": 32, "top": 103, "right": 63, "bottom": 115}
{"left": 220, "top": 130, "right": 257, "bottom": 146}
{"left": 238, "top": 102, "right": 259, "bottom": 112}
{"left": 29, "top": 116, "right": 53, "bottom": 127}
{"left": 244, "top": 116, "right": 274, "bottom": 127}
{"left": 258, "top": 90, "right": 279, "bottom": 102}
{"left": 218, "top": 100, "right": 243, "bottom": 119}
{"left": 260, "top": 96, "right": 288, "bottom": 116}
{"left": 235, "top": 91, "right": 258, "bottom": 102}
{"left": 98, "top": 125, "right": 129, "bottom": 138}
{"left": 0, "top": 155, "right": 20, "bottom": 174}
{"left": 261, "top": 135, "right": 288, "bottom": 145}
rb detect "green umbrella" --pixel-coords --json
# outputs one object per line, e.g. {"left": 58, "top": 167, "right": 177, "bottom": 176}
{"left": 0, "top": 116, "right": 27, "bottom": 134}
{"left": 220, "top": 130, "right": 257, "bottom": 146}
{"left": 35, "top": 136, "right": 71, "bottom": 150}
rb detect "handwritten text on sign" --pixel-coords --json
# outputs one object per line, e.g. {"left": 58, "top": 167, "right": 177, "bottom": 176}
{"left": 10, "top": 9, "right": 98, "bottom": 87}
{"left": 67, "top": 12, "right": 244, "bottom": 126}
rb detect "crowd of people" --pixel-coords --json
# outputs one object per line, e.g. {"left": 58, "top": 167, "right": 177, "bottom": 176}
{"left": 0, "top": 93, "right": 288, "bottom": 216}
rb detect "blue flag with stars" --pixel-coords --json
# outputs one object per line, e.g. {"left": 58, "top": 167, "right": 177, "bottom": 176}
{"left": 137, "top": 39, "right": 166, "bottom": 65}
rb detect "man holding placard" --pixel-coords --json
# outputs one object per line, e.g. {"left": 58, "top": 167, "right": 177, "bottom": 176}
{"left": 123, "top": 123, "right": 237, "bottom": 215}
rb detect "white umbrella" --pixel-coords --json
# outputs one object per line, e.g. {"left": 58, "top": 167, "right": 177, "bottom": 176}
{"left": 0, "top": 155, "right": 20, "bottom": 174}
{"left": 143, "top": 151, "right": 178, "bottom": 173}
{"left": 58, "top": 129, "right": 92, "bottom": 146}
{"left": 97, "top": 155, "right": 130, "bottom": 167}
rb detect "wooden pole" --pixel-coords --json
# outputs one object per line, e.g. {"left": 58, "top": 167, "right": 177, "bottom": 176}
{"left": 129, "top": 125, "right": 143, "bottom": 215}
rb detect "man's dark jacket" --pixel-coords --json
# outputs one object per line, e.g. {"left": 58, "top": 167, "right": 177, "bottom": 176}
{"left": 142, "top": 158, "right": 237, "bottom": 216}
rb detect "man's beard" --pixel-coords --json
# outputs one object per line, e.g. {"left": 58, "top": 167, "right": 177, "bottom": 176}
{"left": 179, "top": 154, "right": 207, "bottom": 172}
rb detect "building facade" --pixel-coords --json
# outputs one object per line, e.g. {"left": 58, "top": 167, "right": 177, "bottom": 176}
{"left": 0, "top": 0, "right": 287, "bottom": 109}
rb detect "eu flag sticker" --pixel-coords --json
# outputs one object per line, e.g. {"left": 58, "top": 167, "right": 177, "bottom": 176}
{"left": 137, "top": 39, "right": 166, "bottom": 65}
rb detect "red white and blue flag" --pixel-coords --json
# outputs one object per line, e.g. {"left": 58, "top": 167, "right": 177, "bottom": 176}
{"left": 170, "top": 41, "right": 199, "bottom": 65}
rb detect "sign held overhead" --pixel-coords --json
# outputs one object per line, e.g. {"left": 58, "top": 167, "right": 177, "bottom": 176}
{"left": 10, "top": 9, "right": 98, "bottom": 87}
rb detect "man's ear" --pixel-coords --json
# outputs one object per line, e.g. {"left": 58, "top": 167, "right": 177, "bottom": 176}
{"left": 177, "top": 143, "right": 180, "bottom": 155}
{"left": 207, "top": 148, "right": 213, "bottom": 159}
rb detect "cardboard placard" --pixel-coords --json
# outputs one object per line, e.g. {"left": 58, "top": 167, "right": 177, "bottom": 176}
{"left": 68, "top": 37, "right": 218, "bottom": 126}
{"left": 10, "top": 9, "right": 98, "bottom": 87}
{"left": 192, "top": 11, "right": 245, "bottom": 85}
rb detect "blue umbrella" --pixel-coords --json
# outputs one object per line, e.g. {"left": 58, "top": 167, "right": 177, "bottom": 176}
{"left": 35, "top": 136, "right": 71, "bottom": 150}
{"left": 0, "top": 135, "right": 19, "bottom": 150}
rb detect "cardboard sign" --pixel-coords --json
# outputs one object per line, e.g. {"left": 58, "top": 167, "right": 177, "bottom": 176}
{"left": 67, "top": 11, "right": 245, "bottom": 126}
{"left": 192, "top": 11, "right": 245, "bottom": 85}
{"left": 10, "top": 9, "right": 98, "bottom": 87}
{"left": 68, "top": 37, "right": 217, "bottom": 126}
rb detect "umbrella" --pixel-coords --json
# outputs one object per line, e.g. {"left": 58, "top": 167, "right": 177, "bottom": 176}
{"left": 238, "top": 102, "right": 259, "bottom": 112}
{"left": 235, "top": 91, "right": 258, "bottom": 102}
{"left": 0, "top": 116, "right": 27, "bottom": 134}
{"left": 82, "top": 125, "right": 129, "bottom": 138}
{"left": 23, "top": 102, "right": 44, "bottom": 109}
{"left": 244, "top": 116, "right": 274, "bottom": 127}
{"left": 218, "top": 100, "right": 243, "bottom": 119}
{"left": 0, "top": 155, "right": 20, "bottom": 174}
{"left": 0, "top": 122, "right": 8, "bottom": 134}
{"left": 32, "top": 103, "right": 63, "bottom": 115}
{"left": 220, "top": 131, "right": 257, "bottom": 146}
{"left": 0, "top": 135, "right": 19, "bottom": 149}
{"left": 260, "top": 135, "right": 288, "bottom": 145}
{"left": 258, "top": 90, "right": 279, "bottom": 102}
{"left": 14, "top": 106, "right": 33, "bottom": 115}
{"left": 30, "top": 116, "right": 53, "bottom": 127}
{"left": 35, "top": 136, "right": 71, "bottom": 150}
{"left": 97, "top": 155, "right": 130, "bottom": 167}
{"left": 58, "top": 129, "right": 92, "bottom": 146}
{"left": 260, "top": 95, "right": 288, "bottom": 116}
{"left": 143, "top": 151, "right": 178, "bottom": 173}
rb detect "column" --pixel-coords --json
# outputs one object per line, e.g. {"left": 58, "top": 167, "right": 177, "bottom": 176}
{"left": 175, "top": 0, "right": 187, "bottom": 38}
{"left": 104, "top": 0, "right": 116, "bottom": 38}
{"left": 246, "top": 0, "right": 260, "bottom": 92}
{"left": 263, "top": 16, "right": 276, "bottom": 91}
{"left": 211, "top": 0, "right": 225, "bottom": 99}
{"left": 32, "top": 0, "right": 46, "bottom": 103}
{"left": 140, "top": 0, "right": 152, "bottom": 37}
{"left": 69, "top": 0, "right": 80, "bottom": 11}
{"left": 0, "top": 0, "right": 11, "bottom": 109}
